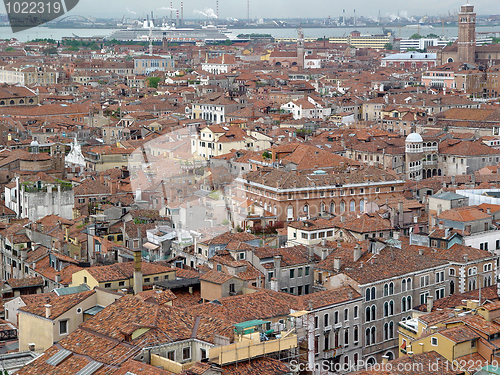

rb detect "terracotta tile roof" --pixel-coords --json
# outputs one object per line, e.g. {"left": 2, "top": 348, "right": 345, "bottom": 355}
{"left": 189, "top": 289, "right": 299, "bottom": 323}
{"left": 19, "top": 289, "right": 95, "bottom": 320}
{"left": 136, "top": 289, "right": 176, "bottom": 305}
{"left": 6, "top": 276, "right": 43, "bottom": 289}
{"left": 253, "top": 245, "right": 319, "bottom": 267}
{"left": 438, "top": 206, "right": 492, "bottom": 222}
{"left": 203, "top": 231, "right": 259, "bottom": 246}
{"left": 439, "top": 325, "right": 480, "bottom": 343}
{"left": 299, "top": 285, "right": 361, "bottom": 309}
{"left": 85, "top": 261, "right": 174, "bottom": 283}
{"left": 199, "top": 269, "right": 237, "bottom": 285}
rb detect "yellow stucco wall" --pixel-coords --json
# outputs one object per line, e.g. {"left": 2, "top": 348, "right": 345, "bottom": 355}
{"left": 19, "top": 313, "right": 53, "bottom": 352}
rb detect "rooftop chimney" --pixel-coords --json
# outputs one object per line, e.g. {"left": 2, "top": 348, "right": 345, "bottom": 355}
{"left": 333, "top": 257, "right": 341, "bottom": 272}
{"left": 354, "top": 245, "right": 362, "bottom": 262}
{"left": 45, "top": 304, "right": 52, "bottom": 319}
{"left": 28, "top": 343, "right": 35, "bottom": 352}
{"left": 133, "top": 249, "right": 143, "bottom": 294}
{"left": 427, "top": 296, "right": 434, "bottom": 312}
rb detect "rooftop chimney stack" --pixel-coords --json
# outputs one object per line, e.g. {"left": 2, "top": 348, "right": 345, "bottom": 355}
{"left": 45, "top": 304, "right": 52, "bottom": 319}
{"left": 133, "top": 249, "right": 143, "bottom": 294}
{"left": 333, "top": 257, "right": 341, "bottom": 272}
{"left": 427, "top": 296, "right": 434, "bottom": 312}
{"left": 354, "top": 245, "right": 362, "bottom": 262}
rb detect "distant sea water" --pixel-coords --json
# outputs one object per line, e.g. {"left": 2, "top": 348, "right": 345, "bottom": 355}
{"left": 2, "top": 25, "right": 500, "bottom": 42}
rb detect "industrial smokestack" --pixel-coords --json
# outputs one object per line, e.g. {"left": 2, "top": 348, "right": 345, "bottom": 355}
{"left": 133, "top": 250, "right": 143, "bottom": 294}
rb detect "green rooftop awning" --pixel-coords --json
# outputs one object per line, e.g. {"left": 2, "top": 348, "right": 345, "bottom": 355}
{"left": 234, "top": 320, "right": 270, "bottom": 330}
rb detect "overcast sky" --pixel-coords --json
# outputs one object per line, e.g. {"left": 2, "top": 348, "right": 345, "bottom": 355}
{"left": 75, "top": 0, "right": 499, "bottom": 20}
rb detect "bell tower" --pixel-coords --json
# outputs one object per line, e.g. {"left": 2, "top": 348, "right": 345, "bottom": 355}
{"left": 458, "top": 4, "right": 476, "bottom": 64}
{"left": 297, "top": 27, "right": 304, "bottom": 69}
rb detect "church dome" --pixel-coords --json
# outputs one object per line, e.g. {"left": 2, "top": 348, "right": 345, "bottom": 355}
{"left": 405, "top": 133, "right": 423, "bottom": 143}
{"left": 30, "top": 140, "right": 39, "bottom": 147}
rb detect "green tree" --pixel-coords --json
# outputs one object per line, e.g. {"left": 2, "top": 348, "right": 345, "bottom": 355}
{"left": 427, "top": 33, "right": 439, "bottom": 38}
{"left": 5, "top": 47, "right": 14, "bottom": 52}
{"left": 43, "top": 46, "right": 58, "bottom": 55}
{"left": 224, "top": 39, "right": 232, "bottom": 46}
{"left": 384, "top": 43, "right": 393, "bottom": 50}
{"left": 262, "top": 151, "right": 272, "bottom": 160}
{"left": 147, "top": 76, "right": 162, "bottom": 88}
{"left": 410, "top": 33, "right": 422, "bottom": 39}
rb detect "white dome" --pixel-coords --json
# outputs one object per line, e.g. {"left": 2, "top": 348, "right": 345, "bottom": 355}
{"left": 30, "top": 140, "right": 39, "bottom": 147}
{"left": 405, "top": 133, "right": 423, "bottom": 143}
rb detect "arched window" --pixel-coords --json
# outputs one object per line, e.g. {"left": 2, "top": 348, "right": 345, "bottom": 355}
{"left": 19, "top": 99, "right": 24, "bottom": 104}
{"left": 354, "top": 326, "right": 358, "bottom": 342}
{"left": 349, "top": 200, "right": 355, "bottom": 212}
{"left": 0, "top": 101, "right": 4, "bottom": 105}
{"left": 303, "top": 204, "right": 309, "bottom": 214}
{"left": 402, "top": 279, "right": 406, "bottom": 292}
{"left": 384, "top": 302, "right": 388, "bottom": 317}
{"left": 386, "top": 350, "right": 394, "bottom": 360}
{"left": 402, "top": 297, "right": 406, "bottom": 312}
{"left": 365, "top": 328, "right": 371, "bottom": 345}
{"left": 389, "top": 282, "right": 394, "bottom": 295}
{"left": 330, "top": 202, "right": 335, "bottom": 213}
{"left": 320, "top": 202, "right": 325, "bottom": 213}
{"left": 365, "top": 289, "right": 371, "bottom": 301}
{"left": 384, "top": 323, "right": 388, "bottom": 340}
{"left": 9, "top": 100, "right": 14, "bottom": 105}
{"left": 371, "top": 305, "right": 376, "bottom": 321}
{"left": 371, "top": 287, "right": 376, "bottom": 300}
{"left": 360, "top": 199, "right": 365, "bottom": 212}
{"left": 384, "top": 284, "right": 388, "bottom": 296}
{"left": 340, "top": 201, "right": 345, "bottom": 212}
{"left": 29, "top": 98, "right": 34, "bottom": 103}
{"left": 407, "top": 296, "right": 412, "bottom": 310}
{"left": 371, "top": 327, "right": 376, "bottom": 345}
{"left": 450, "top": 280, "right": 455, "bottom": 294}
{"left": 365, "top": 307, "right": 371, "bottom": 322}
{"left": 407, "top": 278, "right": 412, "bottom": 290}
{"left": 389, "top": 301, "right": 394, "bottom": 316}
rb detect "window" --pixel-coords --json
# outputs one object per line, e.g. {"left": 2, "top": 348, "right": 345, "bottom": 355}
{"left": 354, "top": 306, "right": 358, "bottom": 319}
{"left": 217, "top": 264, "right": 222, "bottom": 271}
{"left": 324, "top": 313, "right": 329, "bottom": 327}
{"left": 118, "top": 281, "right": 125, "bottom": 287}
{"left": 83, "top": 276, "right": 87, "bottom": 284}
{"left": 298, "top": 268, "right": 303, "bottom": 277}
{"left": 229, "top": 283, "right": 235, "bottom": 293}
{"left": 144, "top": 278, "right": 150, "bottom": 283}
{"left": 420, "top": 292, "right": 429, "bottom": 305}
{"left": 290, "top": 269, "right": 295, "bottom": 279}
{"left": 200, "top": 348, "right": 207, "bottom": 359}
{"left": 344, "top": 308, "right": 349, "bottom": 321}
{"left": 344, "top": 328, "right": 349, "bottom": 346}
{"left": 238, "top": 252, "right": 245, "bottom": 260}
{"left": 420, "top": 275, "right": 430, "bottom": 287}
{"left": 435, "top": 288, "right": 445, "bottom": 300}
{"left": 315, "top": 316, "right": 319, "bottom": 329}
{"left": 182, "top": 347, "right": 191, "bottom": 361}
{"left": 268, "top": 271, "right": 274, "bottom": 282}
{"left": 59, "top": 320, "right": 68, "bottom": 335}
{"left": 449, "top": 268, "right": 455, "bottom": 276}
{"left": 305, "top": 267, "right": 310, "bottom": 276}
{"left": 167, "top": 351, "right": 175, "bottom": 361}
{"left": 431, "top": 337, "right": 438, "bottom": 346}
{"left": 436, "top": 271, "right": 445, "bottom": 283}
{"left": 105, "top": 283, "right": 111, "bottom": 288}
